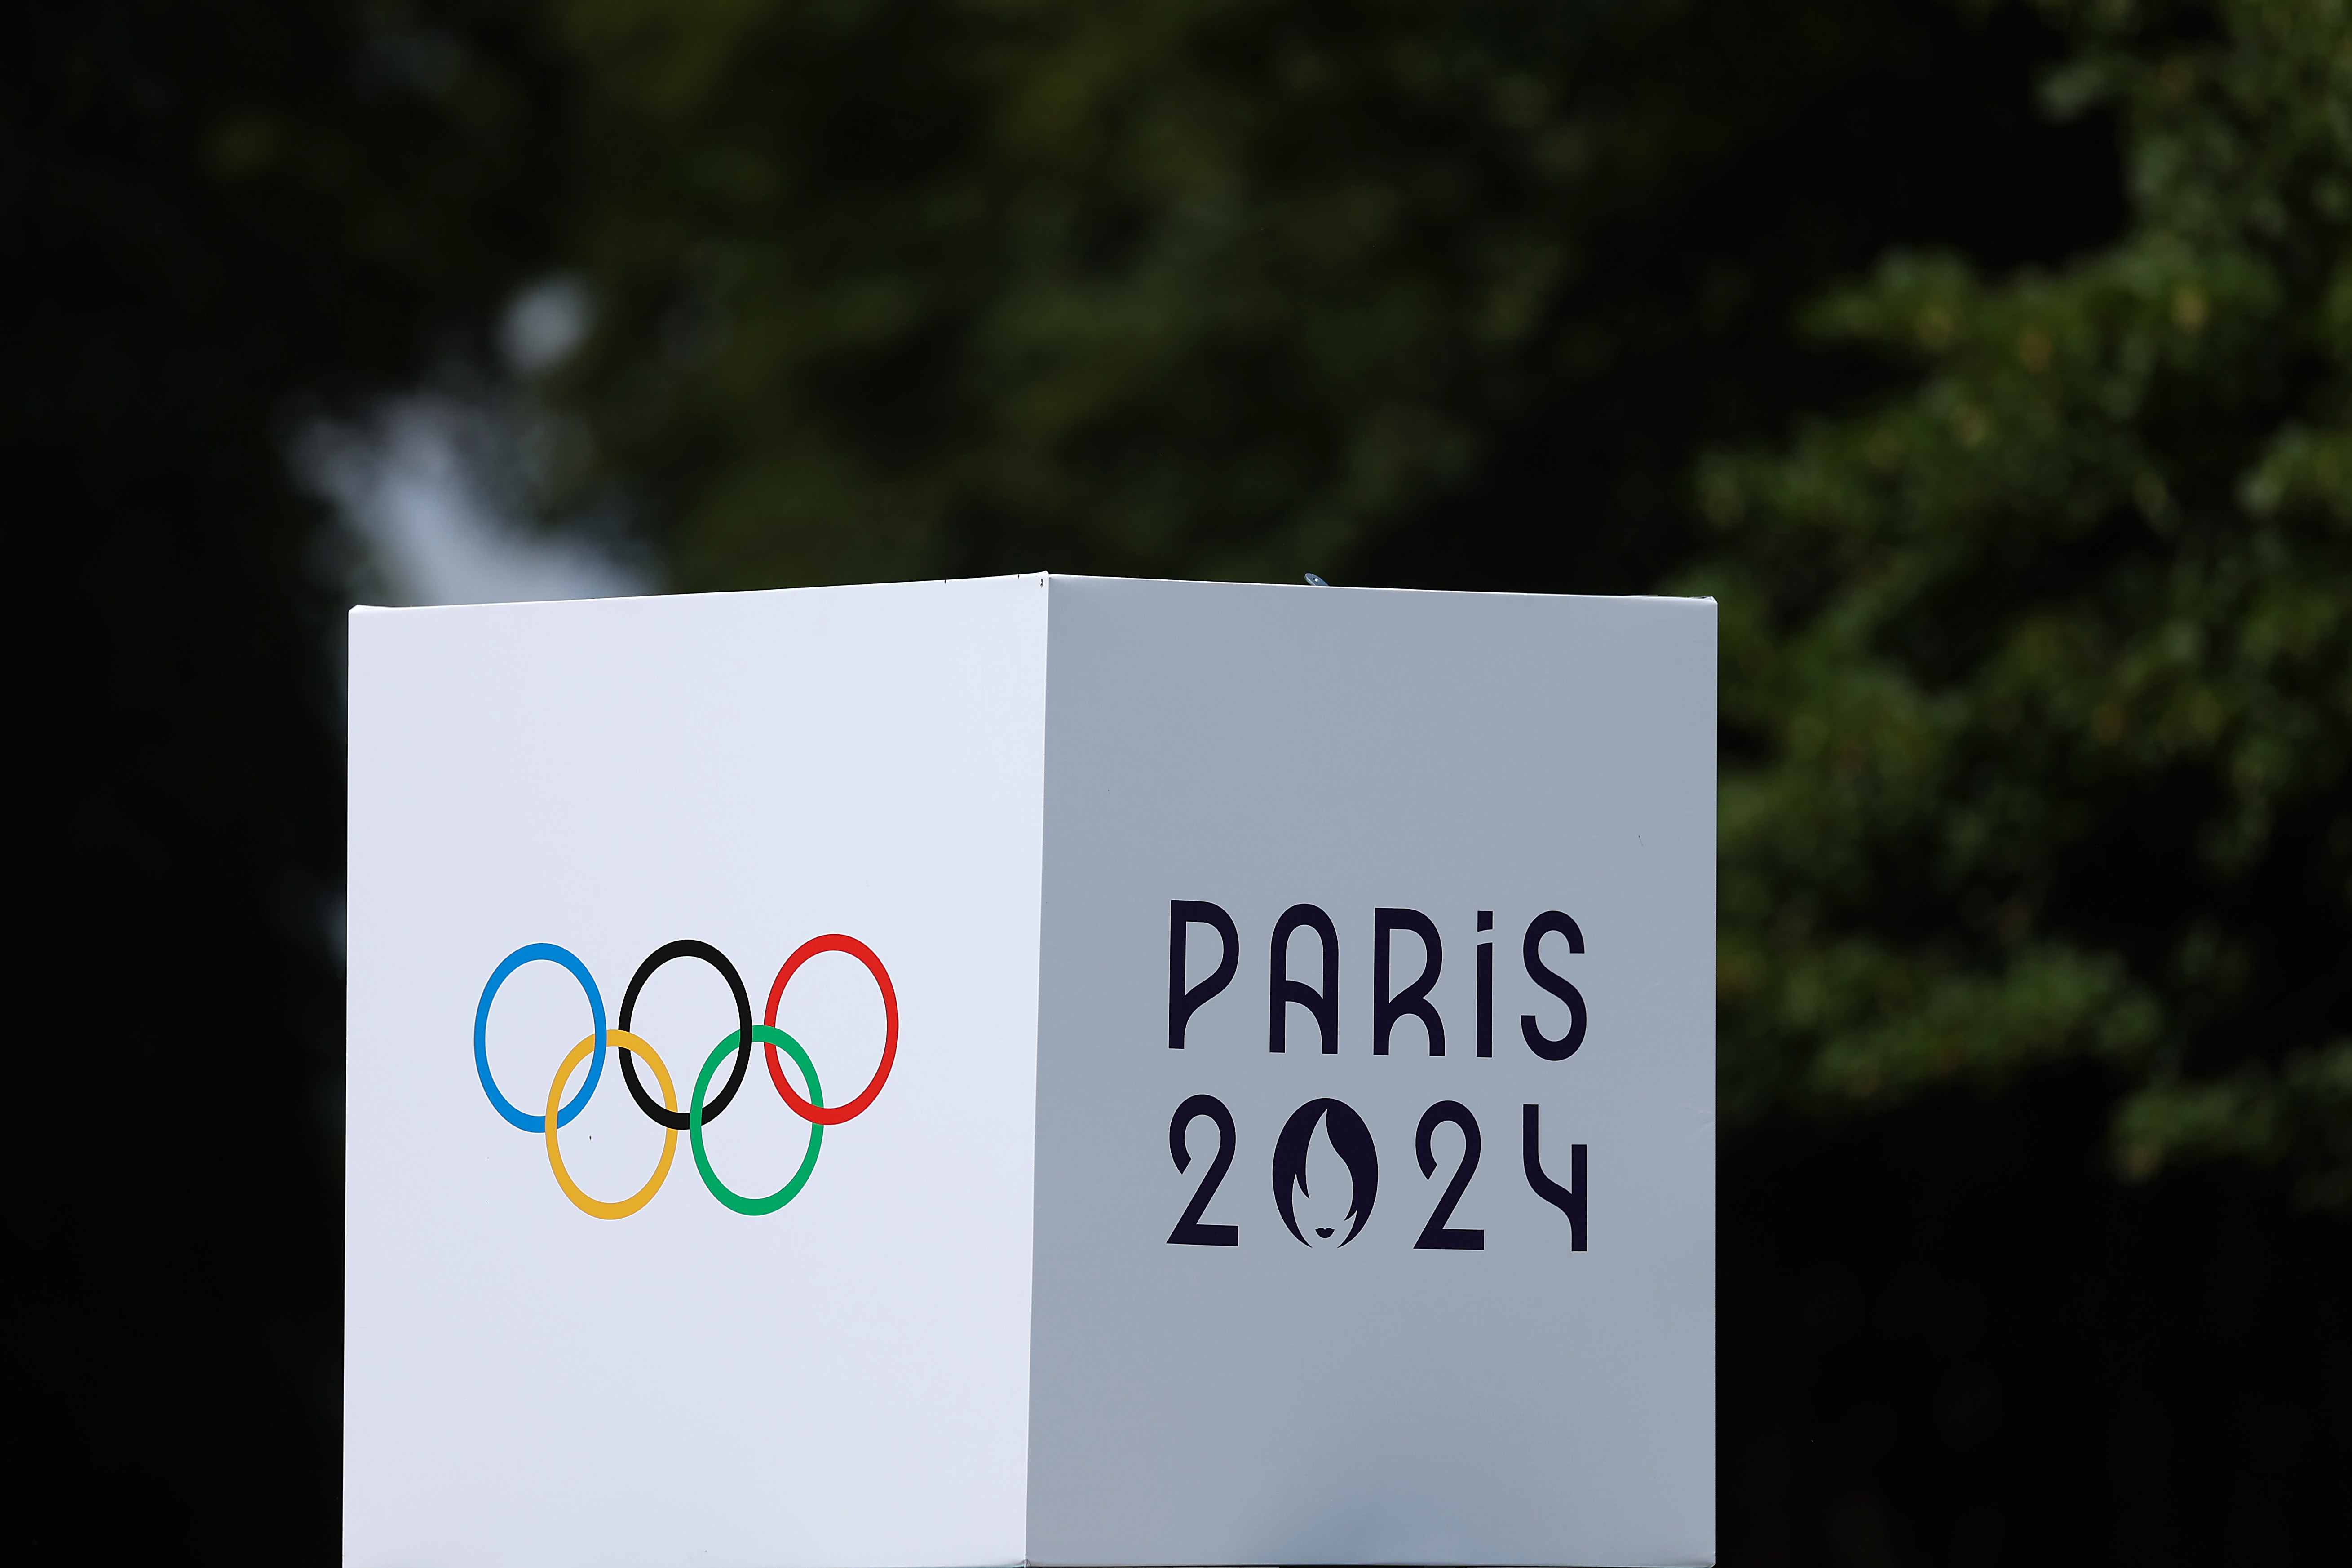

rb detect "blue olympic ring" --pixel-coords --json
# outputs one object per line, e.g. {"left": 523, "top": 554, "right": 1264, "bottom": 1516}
{"left": 475, "top": 942, "right": 607, "bottom": 1132}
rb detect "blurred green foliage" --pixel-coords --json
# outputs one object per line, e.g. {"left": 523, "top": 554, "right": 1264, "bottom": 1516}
{"left": 539, "top": 0, "right": 2120, "bottom": 591}
{"left": 1694, "top": 0, "right": 2352, "bottom": 1206}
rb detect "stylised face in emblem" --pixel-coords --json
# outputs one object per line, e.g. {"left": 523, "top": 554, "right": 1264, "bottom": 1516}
{"left": 1271, "top": 1098, "right": 1379, "bottom": 1247}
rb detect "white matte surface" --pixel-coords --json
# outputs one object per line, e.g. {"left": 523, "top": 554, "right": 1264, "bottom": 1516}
{"left": 1027, "top": 579, "right": 1714, "bottom": 1566}
{"left": 345, "top": 574, "right": 1713, "bottom": 1568}
{"left": 345, "top": 578, "right": 1048, "bottom": 1568}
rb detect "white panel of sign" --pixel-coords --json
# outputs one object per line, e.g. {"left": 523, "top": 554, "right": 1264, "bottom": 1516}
{"left": 1029, "top": 578, "right": 1715, "bottom": 1567}
{"left": 345, "top": 578, "right": 1048, "bottom": 1568}
{"left": 345, "top": 574, "right": 1713, "bottom": 1568}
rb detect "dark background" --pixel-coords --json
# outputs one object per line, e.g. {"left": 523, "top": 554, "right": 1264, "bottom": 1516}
{"left": 13, "top": 0, "right": 2344, "bottom": 1561}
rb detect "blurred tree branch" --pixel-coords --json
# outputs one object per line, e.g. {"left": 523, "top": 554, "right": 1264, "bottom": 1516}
{"left": 1688, "top": 0, "right": 2352, "bottom": 1205}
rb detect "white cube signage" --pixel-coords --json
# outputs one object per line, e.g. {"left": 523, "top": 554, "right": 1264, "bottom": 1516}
{"left": 346, "top": 574, "right": 1715, "bottom": 1568}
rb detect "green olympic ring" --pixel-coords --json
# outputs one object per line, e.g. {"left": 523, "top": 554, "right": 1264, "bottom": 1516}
{"left": 691, "top": 1025, "right": 825, "bottom": 1216}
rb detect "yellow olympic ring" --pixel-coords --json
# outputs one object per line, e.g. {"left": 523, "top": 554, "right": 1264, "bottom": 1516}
{"left": 544, "top": 1030, "right": 678, "bottom": 1219}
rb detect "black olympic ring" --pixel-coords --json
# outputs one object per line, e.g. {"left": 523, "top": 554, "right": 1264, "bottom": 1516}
{"left": 616, "top": 939, "right": 754, "bottom": 1132}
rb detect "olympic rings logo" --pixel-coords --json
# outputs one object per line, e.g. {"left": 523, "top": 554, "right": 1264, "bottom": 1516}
{"left": 473, "top": 934, "right": 898, "bottom": 1219}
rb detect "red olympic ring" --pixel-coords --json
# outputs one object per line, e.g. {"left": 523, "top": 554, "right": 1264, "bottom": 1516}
{"left": 765, "top": 933, "right": 897, "bottom": 1125}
